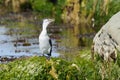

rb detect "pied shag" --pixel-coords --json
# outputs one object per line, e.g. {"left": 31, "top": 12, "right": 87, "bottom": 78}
{"left": 39, "top": 19, "right": 54, "bottom": 59}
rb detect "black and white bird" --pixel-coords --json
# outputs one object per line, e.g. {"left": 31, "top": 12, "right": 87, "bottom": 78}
{"left": 39, "top": 19, "right": 54, "bottom": 59}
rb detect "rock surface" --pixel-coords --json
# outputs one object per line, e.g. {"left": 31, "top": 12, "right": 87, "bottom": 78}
{"left": 93, "top": 11, "right": 120, "bottom": 61}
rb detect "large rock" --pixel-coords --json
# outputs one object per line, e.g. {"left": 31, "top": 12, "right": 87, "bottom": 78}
{"left": 93, "top": 11, "right": 120, "bottom": 61}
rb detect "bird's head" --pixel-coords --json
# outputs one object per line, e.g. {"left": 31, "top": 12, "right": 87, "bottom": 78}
{"left": 43, "top": 19, "right": 55, "bottom": 28}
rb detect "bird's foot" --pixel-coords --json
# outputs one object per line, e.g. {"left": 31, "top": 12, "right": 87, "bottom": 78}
{"left": 42, "top": 54, "right": 51, "bottom": 60}
{"left": 46, "top": 56, "right": 51, "bottom": 61}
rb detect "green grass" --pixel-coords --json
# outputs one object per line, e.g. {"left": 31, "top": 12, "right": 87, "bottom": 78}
{"left": 0, "top": 49, "right": 120, "bottom": 80}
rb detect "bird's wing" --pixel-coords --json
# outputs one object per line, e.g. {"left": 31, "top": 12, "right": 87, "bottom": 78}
{"left": 48, "top": 39, "right": 52, "bottom": 56}
{"left": 49, "top": 39, "right": 52, "bottom": 47}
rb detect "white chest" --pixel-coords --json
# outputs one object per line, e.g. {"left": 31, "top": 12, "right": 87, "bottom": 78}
{"left": 39, "top": 34, "right": 51, "bottom": 54}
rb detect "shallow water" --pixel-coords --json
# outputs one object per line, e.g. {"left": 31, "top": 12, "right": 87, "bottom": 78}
{"left": 0, "top": 26, "right": 59, "bottom": 62}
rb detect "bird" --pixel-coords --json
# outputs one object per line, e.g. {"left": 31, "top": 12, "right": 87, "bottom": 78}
{"left": 91, "top": 11, "right": 120, "bottom": 62}
{"left": 39, "top": 19, "right": 54, "bottom": 60}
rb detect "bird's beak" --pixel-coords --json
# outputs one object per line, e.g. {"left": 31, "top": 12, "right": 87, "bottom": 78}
{"left": 49, "top": 19, "right": 55, "bottom": 23}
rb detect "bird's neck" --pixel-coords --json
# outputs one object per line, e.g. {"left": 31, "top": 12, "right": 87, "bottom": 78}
{"left": 43, "top": 22, "right": 49, "bottom": 30}
{"left": 41, "top": 23, "right": 48, "bottom": 35}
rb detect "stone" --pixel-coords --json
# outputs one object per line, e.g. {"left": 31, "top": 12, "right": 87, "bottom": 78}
{"left": 93, "top": 11, "right": 120, "bottom": 61}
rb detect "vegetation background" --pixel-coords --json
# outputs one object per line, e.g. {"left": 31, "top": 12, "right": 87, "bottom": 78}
{"left": 0, "top": 0, "right": 120, "bottom": 80}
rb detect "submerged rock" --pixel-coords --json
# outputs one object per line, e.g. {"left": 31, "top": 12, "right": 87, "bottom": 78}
{"left": 93, "top": 11, "right": 120, "bottom": 61}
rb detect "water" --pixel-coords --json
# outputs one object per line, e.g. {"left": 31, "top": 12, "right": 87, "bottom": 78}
{"left": 0, "top": 26, "right": 59, "bottom": 62}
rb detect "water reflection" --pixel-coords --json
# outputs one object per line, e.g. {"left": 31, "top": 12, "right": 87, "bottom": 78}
{"left": 0, "top": 26, "right": 59, "bottom": 62}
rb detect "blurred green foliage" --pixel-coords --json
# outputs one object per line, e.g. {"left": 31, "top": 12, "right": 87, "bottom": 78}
{"left": 74, "top": 0, "right": 120, "bottom": 31}
{"left": 93, "top": 0, "right": 120, "bottom": 30}
{"left": 29, "top": 0, "right": 65, "bottom": 23}
{"left": 0, "top": 0, "right": 1, "bottom": 2}
{"left": 31, "top": 0, "right": 53, "bottom": 14}
{"left": 0, "top": 49, "right": 120, "bottom": 80}
{"left": 0, "top": 0, "right": 120, "bottom": 27}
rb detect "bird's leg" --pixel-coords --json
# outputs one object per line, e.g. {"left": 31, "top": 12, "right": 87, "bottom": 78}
{"left": 45, "top": 53, "right": 51, "bottom": 60}
{"left": 46, "top": 47, "right": 52, "bottom": 60}
{"left": 42, "top": 53, "right": 51, "bottom": 60}
{"left": 46, "top": 55, "right": 51, "bottom": 60}
{"left": 41, "top": 50, "right": 45, "bottom": 57}
{"left": 42, "top": 54, "right": 45, "bottom": 57}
